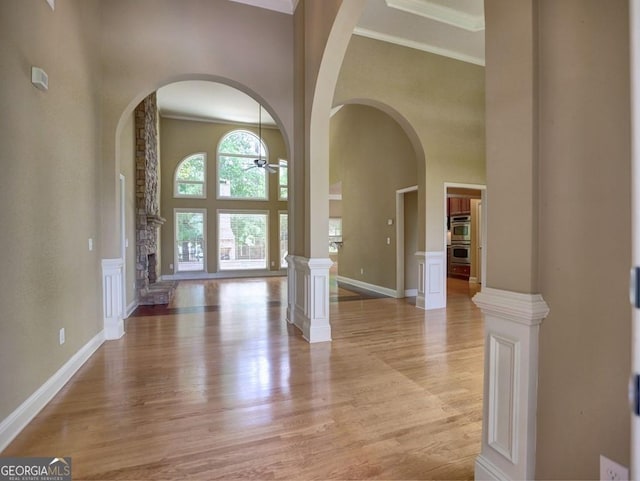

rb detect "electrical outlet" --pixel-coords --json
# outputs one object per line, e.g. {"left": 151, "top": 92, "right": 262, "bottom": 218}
{"left": 600, "top": 455, "right": 628, "bottom": 481}
{"left": 88, "top": 238, "right": 93, "bottom": 251}
{"left": 59, "top": 328, "right": 65, "bottom": 345}
{"left": 169, "top": 263, "right": 173, "bottom": 270}
{"left": 360, "top": 268, "right": 364, "bottom": 275}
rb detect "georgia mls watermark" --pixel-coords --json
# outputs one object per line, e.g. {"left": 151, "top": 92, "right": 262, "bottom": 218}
{"left": 0, "top": 457, "right": 71, "bottom": 481}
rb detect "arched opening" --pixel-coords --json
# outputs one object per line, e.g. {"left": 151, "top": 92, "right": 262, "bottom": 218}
{"left": 329, "top": 101, "right": 424, "bottom": 301}
{"left": 114, "top": 78, "right": 291, "bottom": 317}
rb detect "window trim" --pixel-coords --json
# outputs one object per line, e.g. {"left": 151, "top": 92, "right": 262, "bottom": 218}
{"left": 216, "top": 130, "right": 269, "bottom": 201}
{"left": 217, "top": 209, "right": 270, "bottom": 271}
{"left": 173, "top": 153, "right": 207, "bottom": 199}
{"left": 278, "top": 159, "right": 288, "bottom": 201}
{"left": 174, "top": 208, "right": 207, "bottom": 273}
{"left": 278, "top": 210, "right": 288, "bottom": 269}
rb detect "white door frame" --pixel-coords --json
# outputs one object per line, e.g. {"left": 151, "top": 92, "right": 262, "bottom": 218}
{"left": 629, "top": 0, "right": 640, "bottom": 476}
{"left": 119, "top": 174, "right": 127, "bottom": 318}
{"left": 443, "top": 182, "right": 487, "bottom": 306}
{"left": 395, "top": 185, "right": 418, "bottom": 298}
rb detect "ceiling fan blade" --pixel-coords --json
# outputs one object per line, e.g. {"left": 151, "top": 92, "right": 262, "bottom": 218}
{"left": 267, "top": 164, "right": 280, "bottom": 169}
{"left": 266, "top": 166, "right": 277, "bottom": 174}
{"left": 244, "top": 165, "right": 257, "bottom": 171}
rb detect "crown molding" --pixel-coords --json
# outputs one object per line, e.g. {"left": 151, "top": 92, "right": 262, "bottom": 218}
{"left": 353, "top": 27, "right": 485, "bottom": 67}
{"left": 385, "top": 0, "right": 484, "bottom": 32}
{"left": 229, "top": 0, "right": 297, "bottom": 15}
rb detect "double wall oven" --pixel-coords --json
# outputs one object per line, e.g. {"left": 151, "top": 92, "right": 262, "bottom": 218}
{"left": 450, "top": 215, "right": 471, "bottom": 265}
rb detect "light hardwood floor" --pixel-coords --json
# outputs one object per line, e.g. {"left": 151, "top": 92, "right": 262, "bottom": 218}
{"left": 2, "top": 277, "right": 483, "bottom": 480}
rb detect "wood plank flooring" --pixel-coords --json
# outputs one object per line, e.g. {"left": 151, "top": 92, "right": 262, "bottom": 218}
{"left": 2, "top": 277, "right": 484, "bottom": 480}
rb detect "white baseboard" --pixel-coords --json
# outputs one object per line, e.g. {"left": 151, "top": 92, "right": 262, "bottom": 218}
{"left": 125, "top": 299, "right": 138, "bottom": 319}
{"left": 404, "top": 288, "right": 418, "bottom": 297}
{"left": 475, "top": 455, "right": 510, "bottom": 481}
{"left": 337, "top": 276, "right": 397, "bottom": 298}
{"left": 161, "top": 270, "right": 286, "bottom": 281}
{"left": 0, "top": 331, "right": 105, "bottom": 452}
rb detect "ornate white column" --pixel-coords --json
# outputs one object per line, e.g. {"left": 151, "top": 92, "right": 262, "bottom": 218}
{"left": 287, "top": 255, "right": 332, "bottom": 343}
{"left": 473, "top": 288, "right": 549, "bottom": 481}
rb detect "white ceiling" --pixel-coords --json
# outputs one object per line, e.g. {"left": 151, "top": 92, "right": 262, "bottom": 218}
{"left": 157, "top": 81, "right": 276, "bottom": 126}
{"left": 157, "top": 0, "right": 484, "bottom": 125}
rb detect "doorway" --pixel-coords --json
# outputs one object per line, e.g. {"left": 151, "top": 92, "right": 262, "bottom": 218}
{"left": 444, "top": 183, "right": 486, "bottom": 303}
{"left": 396, "top": 185, "right": 419, "bottom": 298}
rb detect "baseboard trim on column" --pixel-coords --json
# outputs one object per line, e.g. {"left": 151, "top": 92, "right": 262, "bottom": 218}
{"left": 475, "top": 455, "right": 510, "bottom": 481}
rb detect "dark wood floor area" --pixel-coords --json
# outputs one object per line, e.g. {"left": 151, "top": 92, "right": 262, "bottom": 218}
{"left": 2, "top": 277, "right": 484, "bottom": 480}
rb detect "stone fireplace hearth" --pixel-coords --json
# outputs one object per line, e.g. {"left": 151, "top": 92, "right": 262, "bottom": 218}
{"left": 135, "top": 92, "right": 176, "bottom": 305}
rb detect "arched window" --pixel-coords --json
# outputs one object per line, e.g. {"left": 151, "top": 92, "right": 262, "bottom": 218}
{"left": 174, "top": 153, "right": 206, "bottom": 198}
{"left": 217, "top": 130, "right": 268, "bottom": 200}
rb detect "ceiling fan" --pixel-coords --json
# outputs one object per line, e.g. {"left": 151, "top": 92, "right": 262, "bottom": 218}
{"left": 245, "top": 104, "right": 279, "bottom": 174}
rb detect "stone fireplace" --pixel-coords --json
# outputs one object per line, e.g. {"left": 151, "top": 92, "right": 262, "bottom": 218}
{"left": 135, "top": 92, "right": 176, "bottom": 305}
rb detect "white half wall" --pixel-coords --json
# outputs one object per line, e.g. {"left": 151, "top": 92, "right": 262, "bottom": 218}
{"left": 102, "top": 258, "right": 125, "bottom": 340}
{"left": 287, "top": 255, "right": 333, "bottom": 343}
{"left": 416, "top": 251, "right": 446, "bottom": 310}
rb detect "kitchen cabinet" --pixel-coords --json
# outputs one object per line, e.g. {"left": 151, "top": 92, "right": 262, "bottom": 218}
{"left": 449, "top": 263, "right": 470, "bottom": 279}
{"left": 448, "top": 197, "right": 471, "bottom": 216}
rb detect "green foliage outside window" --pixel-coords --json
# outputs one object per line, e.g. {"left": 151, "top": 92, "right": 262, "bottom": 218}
{"left": 218, "top": 131, "right": 267, "bottom": 199}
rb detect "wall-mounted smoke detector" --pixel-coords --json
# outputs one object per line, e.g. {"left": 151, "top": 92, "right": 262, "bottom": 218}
{"left": 31, "top": 67, "right": 49, "bottom": 91}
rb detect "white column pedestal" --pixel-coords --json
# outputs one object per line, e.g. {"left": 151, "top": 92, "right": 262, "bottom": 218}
{"left": 473, "top": 287, "right": 549, "bottom": 481}
{"left": 286, "top": 255, "right": 333, "bottom": 343}
{"left": 101, "top": 258, "right": 125, "bottom": 340}
{"left": 415, "top": 251, "right": 446, "bottom": 310}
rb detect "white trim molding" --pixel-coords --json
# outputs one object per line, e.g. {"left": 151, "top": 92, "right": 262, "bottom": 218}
{"left": 287, "top": 255, "right": 333, "bottom": 343}
{"left": 385, "top": 0, "right": 485, "bottom": 32}
{"left": 425, "top": 251, "right": 446, "bottom": 309}
{"left": 102, "top": 258, "right": 125, "bottom": 340}
{"left": 353, "top": 27, "right": 485, "bottom": 67}
{"left": 473, "top": 287, "right": 550, "bottom": 481}
{"left": 337, "top": 276, "right": 396, "bottom": 298}
{"left": 416, "top": 251, "right": 446, "bottom": 310}
{"left": 0, "top": 331, "right": 104, "bottom": 452}
{"left": 416, "top": 251, "right": 426, "bottom": 308}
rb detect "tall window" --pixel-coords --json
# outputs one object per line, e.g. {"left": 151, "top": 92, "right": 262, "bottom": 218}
{"left": 278, "top": 160, "right": 288, "bottom": 200}
{"left": 174, "top": 153, "right": 206, "bottom": 198}
{"left": 175, "top": 209, "right": 206, "bottom": 272}
{"left": 218, "top": 211, "right": 268, "bottom": 270}
{"left": 329, "top": 217, "right": 342, "bottom": 254}
{"left": 217, "top": 130, "right": 268, "bottom": 199}
{"left": 279, "top": 212, "right": 288, "bottom": 268}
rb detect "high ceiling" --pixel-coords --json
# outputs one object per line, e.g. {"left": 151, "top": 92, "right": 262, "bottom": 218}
{"left": 157, "top": 0, "right": 485, "bottom": 125}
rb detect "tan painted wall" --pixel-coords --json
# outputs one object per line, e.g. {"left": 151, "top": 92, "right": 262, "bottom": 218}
{"left": 0, "top": 0, "right": 103, "bottom": 419}
{"left": 101, "top": 0, "right": 294, "bottom": 259}
{"left": 334, "top": 35, "right": 486, "bottom": 253}
{"left": 534, "top": 0, "right": 631, "bottom": 477}
{"left": 484, "top": 0, "right": 538, "bottom": 293}
{"left": 300, "top": 0, "right": 367, "bottom": 258}
{"left": 159, "top": 118, "right": 287, "bottom": 275}
{"left": 330, "top": 105, "right": 417, "bottom": 290}
{"left": 119, "top": 113, "right": 137, "bottom": 310}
